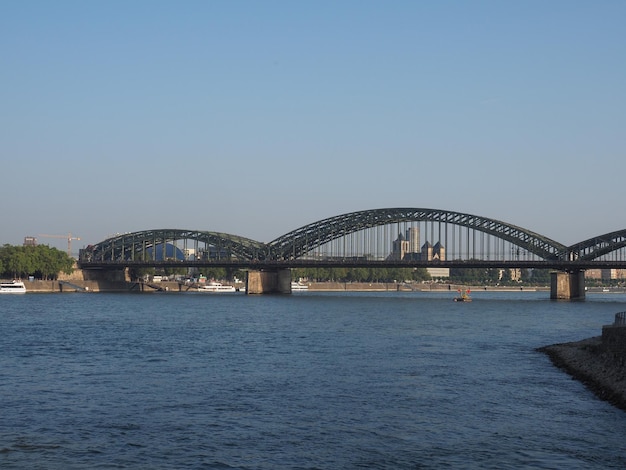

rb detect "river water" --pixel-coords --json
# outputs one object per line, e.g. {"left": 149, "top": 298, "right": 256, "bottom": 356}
{"left": 1, "top": 291, "right": 625, "bottom": 469}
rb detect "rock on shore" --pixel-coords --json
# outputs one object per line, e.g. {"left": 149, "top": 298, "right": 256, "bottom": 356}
{"left": 537, "top": 337, "right": 626, "bottom": 411}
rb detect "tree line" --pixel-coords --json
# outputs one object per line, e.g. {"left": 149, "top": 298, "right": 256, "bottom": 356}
{"left": 0, "top": 244, "right": 75, "bottom": 280}
{"left": 291, "top": 267, "right": 432, "bottom": 283}
{"left": 449, "top": 266, "right": 551, "bottom": 286}
{"left": 134, "top": 264, "right": 552, "bottom": 286}
{"left": 292, "top": 266, "right": 551, "bottom": 285}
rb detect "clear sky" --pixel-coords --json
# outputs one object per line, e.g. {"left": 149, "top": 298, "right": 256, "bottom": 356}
{"left": 2, "top": 1, "right": 625, "bottom": 252}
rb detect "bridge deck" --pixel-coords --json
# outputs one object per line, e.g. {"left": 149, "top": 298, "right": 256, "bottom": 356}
{"left": 78, "top": 259, "right": 626, "bottom": 270}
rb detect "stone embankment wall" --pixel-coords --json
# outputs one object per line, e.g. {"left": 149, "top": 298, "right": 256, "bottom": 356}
{"left": 602, "top": 313, "right": 626, "bottom": 356}
{"left": 308, "top": 282, "right": 546, "bottom": 292}
{"left": 19, "top": 277, "right": 549, "bottom": 294}
{"left": 16, "top": 267, "right": 133, "bottom": 292}
{"left": 309, "top": 282, "right": 405, "bottom": 291}
{"left": 538, "top": 315, "right": 626, "bottom": 411}
{"left": 23, "top": 280, "right": 131, "bottom": 293}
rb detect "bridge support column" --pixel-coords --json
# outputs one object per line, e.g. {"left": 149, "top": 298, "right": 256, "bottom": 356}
{"left": 246, "top": 269, "right": 292, "bottom": 294}
{"left": 550, "top": 270, "right": 585, "bottom": 300}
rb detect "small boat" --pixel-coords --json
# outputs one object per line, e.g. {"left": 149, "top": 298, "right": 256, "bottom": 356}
{"left": 197, "top": 281, "right": 237, "bottom": 293}
{"left": 0, "top": 280, "right": 27, "bottom": 294}
{"left": 454, "top": 288, "right": 472, "bottom": 302}
{"left": 291, "top": 281, "right": 309, "bottom": 291}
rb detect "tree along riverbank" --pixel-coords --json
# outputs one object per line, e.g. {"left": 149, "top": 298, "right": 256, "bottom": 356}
{"left": 538, "top": 337, "right": 626, "bottom": 412}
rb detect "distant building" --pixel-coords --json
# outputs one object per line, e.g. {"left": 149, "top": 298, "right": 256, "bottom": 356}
{"left": 390, "top": 232, "right": 410, "bottom": 261}
{"left": 585, "top": 269, "right": 602, "bottom": 280}
{"left": 504, "top": 268, "right": 522, "bottom": 282}
{"left": 422, "top": 241, "right": 449, "bottom": 278}
{"left": 585, "top": 269, "right": 626, "bottom": 281}
{"left": 23, "top": 236, "right": 37, "bottom": 246}
{"left": 432, "top": 242, "right": 445, "bottom": 261}
{"left": 389, "top": 228, "right": 449, "bottom": 278}
{"left": 407, "top": 227, "right": 420, "bottom": 253}
{"left": 427, "top": 267, "right": 450, "bottom": 278}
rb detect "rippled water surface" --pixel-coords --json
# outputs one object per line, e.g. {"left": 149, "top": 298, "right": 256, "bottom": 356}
{"left": 1, "top": 291, "right": 626, "bottom": 469}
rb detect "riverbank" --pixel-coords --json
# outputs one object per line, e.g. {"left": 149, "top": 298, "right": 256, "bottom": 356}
{"left": 14, "top": 280, "right": 132, "bottom": 293}
{"left": 15, "top": 280, "right": 551, "bottom": 293}
{"left": 538, "top": 337, "right": 626, "bottom": 412}
{"left": 308, "top": 282, "right": 549, "bottom": 292}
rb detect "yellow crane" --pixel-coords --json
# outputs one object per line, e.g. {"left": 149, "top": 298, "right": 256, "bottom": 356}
{"left": 38, "top": 233, "right": 81, "bottom": 257}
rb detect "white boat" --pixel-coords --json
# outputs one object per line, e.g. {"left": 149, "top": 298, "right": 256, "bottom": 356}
{"left": 0, "top": 280, "right": 27, "bottom": 294}
{"left": 197, "top": 282, "right": 237, "bottom": 293}
{"left": 291, "top": 281, "right": 309, "bottom": 291}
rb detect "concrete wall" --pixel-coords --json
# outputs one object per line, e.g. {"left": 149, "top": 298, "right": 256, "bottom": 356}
{"left": 602, "top": 325, "right": 626, "bottom": 355}
{"left": 550, "top": 270, "right": 586, "bottom": 300}
{"left": 246, "top": 269, "right": 292, "bottom": 294}
{"left": 23, "top": 280, "right": 131, "bottom": 293}
{"left": 60, "top": 267, "right": 128, "bottom": 282}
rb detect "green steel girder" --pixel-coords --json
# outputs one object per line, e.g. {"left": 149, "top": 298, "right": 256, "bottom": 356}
{"left": 84, "top": 229, "right": 268, "bottom": 262}
{"left": 80, "top": 209, "right": 626, "bottom": 266}
{"left": 267, "top": 208, "right": 568, "bottom": 261}
{"left": 567, "top": 229, "right": 626, "bottom": 261}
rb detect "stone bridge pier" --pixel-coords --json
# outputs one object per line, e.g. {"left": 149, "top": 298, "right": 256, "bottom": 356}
{"left": 246, "top": 269, "right": 292, "bottom": 294}
{"left": 551, "top": 270, "right": 585, "bottom": 300}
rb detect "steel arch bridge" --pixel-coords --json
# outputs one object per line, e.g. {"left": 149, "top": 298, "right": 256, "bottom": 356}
{"left": 268, "top": 208, "right": 568, "bottom": 261}
{"left": 567, "top": 229, "right": 626, "bottom": 261}
{"left": 81, "top": 229, "right": 268, "bottom": 263}
{"left": 78, "top": 208, "right": 626, "bottom": 267}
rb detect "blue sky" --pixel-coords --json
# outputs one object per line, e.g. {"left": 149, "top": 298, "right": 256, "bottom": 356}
{"left": 2, "top": 1, "right": 625, "bottom": 252}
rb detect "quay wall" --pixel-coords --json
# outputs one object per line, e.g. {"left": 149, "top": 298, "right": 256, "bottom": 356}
{"left": 307, "top": 282, "right": 546, "bottom": 292}
{"left": 539, "top": 317, "right": 626, "bottom": 412}
{"left": 21, "top": 280, "right": 213, "bottom": 293}
{"left": 21, "top": 280, "right": 132, "bottom": 293}
{"left": 17, "top": 279, "right": 549, "bottom": 294}
{"left": 601, "top": 324, "right": 626, "bottom": 355}
{"left": 19, "top": 266, "right": 547, "bottom": 293}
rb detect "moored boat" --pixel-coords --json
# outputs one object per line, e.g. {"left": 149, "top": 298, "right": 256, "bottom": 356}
{"left": 291, "top": 281, "right": 309, "bottom": 291}
{"left": 197, "top": 281, "right": 237, "bottom": 293}
{"left": 0, "top": 280, "right": 27, "bottom": 294}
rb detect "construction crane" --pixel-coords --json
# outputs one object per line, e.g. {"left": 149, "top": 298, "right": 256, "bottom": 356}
{"left": 38, "top": 233, "right": 81, "bottom": 257}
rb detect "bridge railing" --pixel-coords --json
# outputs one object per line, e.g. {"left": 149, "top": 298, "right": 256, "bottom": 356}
{"left": 614, "top": 312, "right": 626, "bottom": 326}
{"left": 77, "top": 258, "right": 626, "bottom": 271}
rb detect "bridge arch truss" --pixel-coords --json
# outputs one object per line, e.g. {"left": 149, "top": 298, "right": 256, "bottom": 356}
{"left": 80, "top": 229, "right": 268, "bottom": 263}
{"left": 78, "top": 209, "right": 626, "bottom": 269}
{"left": 567, "top": 229, "right": 626, "bottom": 261}
{"left": 268, "top": 208, "right": 568, "bottom": 262}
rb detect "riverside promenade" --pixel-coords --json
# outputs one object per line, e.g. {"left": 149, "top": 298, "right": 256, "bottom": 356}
{"left": 18, "top": 280, "right": 549, "bottom": 293}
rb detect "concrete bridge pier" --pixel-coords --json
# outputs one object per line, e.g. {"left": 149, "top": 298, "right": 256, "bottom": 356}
{"left": 246, "top": 269, "right": 292, "bottom": 294}
{"left": 550, "top": 270, "right": 585, "bottom": 300}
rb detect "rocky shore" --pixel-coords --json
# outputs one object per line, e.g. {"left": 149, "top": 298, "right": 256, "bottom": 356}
{"left": 537, "top": 337, "right": 626, "bottom": 411}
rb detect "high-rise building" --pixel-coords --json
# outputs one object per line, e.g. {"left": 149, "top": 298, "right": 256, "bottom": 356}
{"left": 390, "top": 233, "right": 409, "bottom": 260}
{"left": 407, "top": 227, "right": 420, "bottom": 253}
